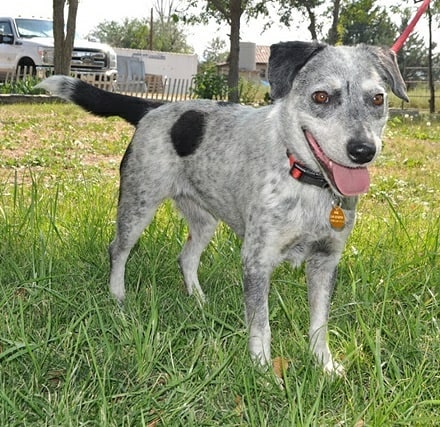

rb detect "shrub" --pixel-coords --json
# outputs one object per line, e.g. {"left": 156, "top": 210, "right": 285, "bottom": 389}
{"left": 0, "top": 76, "right": 45, "bottom": 95}
{"left": 238, "top": 78, "right": 270, "bottom": 105}
{"left": 192, "top": 64, "right": 228, "bottom": 100}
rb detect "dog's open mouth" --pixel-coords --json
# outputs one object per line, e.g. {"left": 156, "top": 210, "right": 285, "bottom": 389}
{"left": 304, "top": 130, "right": 370, "bottom": 197}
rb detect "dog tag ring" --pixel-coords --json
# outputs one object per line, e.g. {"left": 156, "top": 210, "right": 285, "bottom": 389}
{"left": 329, "top": 200, "right": 345, "bottom": 230}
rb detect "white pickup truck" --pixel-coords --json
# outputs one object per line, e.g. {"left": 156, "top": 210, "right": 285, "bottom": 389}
{"left": 0, "top": 16, "right": 117, "bottom": 82}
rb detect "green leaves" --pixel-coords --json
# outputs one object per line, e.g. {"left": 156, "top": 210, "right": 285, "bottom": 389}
{"left": 192, "top": 64, "right": 228, "bottom": 99}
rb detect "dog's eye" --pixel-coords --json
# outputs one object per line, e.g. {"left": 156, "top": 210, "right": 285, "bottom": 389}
{"left": 312, "top": 91, "right": 330, "bottom": 104}
{"left": 373, "top": 94, "right": 384, "bottom": 106}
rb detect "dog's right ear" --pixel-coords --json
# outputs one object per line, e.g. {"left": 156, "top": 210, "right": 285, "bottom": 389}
{"left": 268, "top": 41, "right": 327, "bottom": 100}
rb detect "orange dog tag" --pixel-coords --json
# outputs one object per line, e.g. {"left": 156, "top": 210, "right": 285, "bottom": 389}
{"left": 329, "top": 206, "right": 345, "bottom": 229}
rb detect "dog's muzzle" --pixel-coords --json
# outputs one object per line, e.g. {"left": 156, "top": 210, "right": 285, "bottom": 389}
{"left": 304, "top": 130, "right": 371, "bottom": 197}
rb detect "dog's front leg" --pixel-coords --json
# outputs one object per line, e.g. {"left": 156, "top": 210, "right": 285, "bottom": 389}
{"left": 306, "top": 255, "right": 344, "bottom": 375}
{"left": 242, "top": 251, "right": 272, "bottom": 365}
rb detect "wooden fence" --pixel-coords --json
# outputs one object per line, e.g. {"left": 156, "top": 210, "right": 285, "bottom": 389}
{"left": 3, "top": 65, "right": 36, "bottom": 82}
{"left": 116, "top": 74, "right": 195, "bottom": 101}
{"left": 3, "top": 66, "right": 195, "bottom": 101}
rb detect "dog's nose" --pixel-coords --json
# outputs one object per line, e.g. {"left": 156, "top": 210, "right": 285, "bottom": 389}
{"left": 347, "top": 139, "right": 376, "bottom": 164}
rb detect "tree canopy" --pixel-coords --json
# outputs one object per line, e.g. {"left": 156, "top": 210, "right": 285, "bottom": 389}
{"left": 202, "top": 37, "right": 229, "bottom": 64}
{"left": 336, "top": 0, "right": 397, "bottom": 46}
{"left": 89, "top": 17, "right": 193, "bottom": 53}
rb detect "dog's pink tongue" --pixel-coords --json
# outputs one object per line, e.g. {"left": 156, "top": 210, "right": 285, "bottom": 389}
{"left": 304, "top": 130, "right": 371, "bottom": 197}
{"left": 330, "top": 162, "right": 370, "bottom": 196}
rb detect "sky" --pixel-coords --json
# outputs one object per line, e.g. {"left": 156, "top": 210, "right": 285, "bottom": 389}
{"left": 2, "top": 0, "right": 433, "bottom": 59}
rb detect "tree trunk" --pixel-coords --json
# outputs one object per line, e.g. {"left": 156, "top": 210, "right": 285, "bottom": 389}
{"left": 227, "top": 0, "right": 242, "bottom": 103}
{"left": 305, "top": 5, "right": 318, "bottom": 40}
{"left": 327, "top": 0, "right": 341, "bottom": 45}
{"left": 53, "top": 0, "right": 79, "bottom": 75}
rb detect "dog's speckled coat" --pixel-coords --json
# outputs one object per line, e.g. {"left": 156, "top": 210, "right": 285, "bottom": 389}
{"left": 38, "top": 41, "right": 408, "bottom": 373}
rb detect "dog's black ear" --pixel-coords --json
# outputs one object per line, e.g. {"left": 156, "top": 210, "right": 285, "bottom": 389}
{"left": 362, "top": 45, "right": 409, "bottom": 102}
{"left": 268, "top": 41, "right": 327, "bottom": 100}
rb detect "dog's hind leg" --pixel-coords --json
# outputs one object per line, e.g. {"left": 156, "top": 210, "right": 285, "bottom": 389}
{"left": 109, "top": 197, "right": 162, "bottom": 303}
{"left": 306, "top": 256, "right": 344, "bottom": 375}
{"left": 175, "top": 197, "right": 218, "bottom": 303}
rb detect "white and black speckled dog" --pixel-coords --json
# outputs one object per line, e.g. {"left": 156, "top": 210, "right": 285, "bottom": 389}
{"left": 38, "top": 41, "right": 408, "bottom": 374}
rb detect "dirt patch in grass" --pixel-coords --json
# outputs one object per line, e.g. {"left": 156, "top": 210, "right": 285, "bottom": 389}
{"left": 0, "top": 103, "right": 133, "bottom": 183}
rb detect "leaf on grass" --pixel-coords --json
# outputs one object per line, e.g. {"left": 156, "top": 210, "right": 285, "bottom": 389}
{"left": 14, "top": 287, "right": 29, "bottom": 299}
{"left": 148, "top": 409, "right": 161, "bottom": 427}
{"left": 354, "top": 420, "right": 364, "bottom": 427}
{"left": 234, "top": 395, "right": 245, "bottom": 416}
{"left": 46, "top": 368, "right": 65, "bottom": 388}
{"left": 272, "top": 356, "right": 289, "bottom": 378}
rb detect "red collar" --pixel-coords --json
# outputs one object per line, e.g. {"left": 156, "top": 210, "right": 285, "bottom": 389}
{"left": 287, "top": 151, "right": 329, "bottom": 189}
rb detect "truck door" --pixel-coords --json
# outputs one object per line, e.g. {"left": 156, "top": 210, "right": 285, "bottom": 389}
{"left": 0, "top": 19, "right": 18, "bottom": 80}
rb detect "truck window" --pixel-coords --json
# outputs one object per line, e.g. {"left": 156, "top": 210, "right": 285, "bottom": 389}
{"left": 15, "top": 18, "right": 53, "bottom": 38}
{"left": 0, "top": 21, "right": 13, "bottom": 35}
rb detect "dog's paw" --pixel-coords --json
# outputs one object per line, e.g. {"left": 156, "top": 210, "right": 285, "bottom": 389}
{"left": 249, "top": 337, "right": 271, "bottom": 366}
{"left": 184, "top": 280, "right": 207, "bottom": 304}
{"left": 323, "top": 359, "right": 345, "bottom": 377}
{"left": 110, "top": 289, "right": 125, "bottom": 305}
{"left": 187, "top": 285, "right": 206, "bottom": 305}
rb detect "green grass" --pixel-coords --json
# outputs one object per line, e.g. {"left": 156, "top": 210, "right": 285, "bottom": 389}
{"left": 0, "top": 104, "right": 439, "bottom": 425}
{"left": 388, "top": 83, "right": 440, "bottom": 112}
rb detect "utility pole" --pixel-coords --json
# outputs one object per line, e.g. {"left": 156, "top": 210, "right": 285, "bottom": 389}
{"left": 427, "top": 5, "right": 435, "bottom": 113}
{"left": 149, "top": 7, "right": 154, "bottom": 50}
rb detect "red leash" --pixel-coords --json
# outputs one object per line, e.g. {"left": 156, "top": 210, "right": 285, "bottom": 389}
{"left": 391, "top": 0, "right": 431, "bottom": 53}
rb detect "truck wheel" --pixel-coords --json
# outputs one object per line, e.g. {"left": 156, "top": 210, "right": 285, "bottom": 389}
{"left": 17, "top": 59, "right": 36, "bottom": 79}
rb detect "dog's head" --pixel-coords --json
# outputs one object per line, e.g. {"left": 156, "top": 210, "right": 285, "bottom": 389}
{"left": 268, "top": 41, "right": 408, "bottom": 197}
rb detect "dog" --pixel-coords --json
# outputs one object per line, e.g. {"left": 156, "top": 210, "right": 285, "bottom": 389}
{"left": 37, "top": 41, "right": 408, "bottom": 374}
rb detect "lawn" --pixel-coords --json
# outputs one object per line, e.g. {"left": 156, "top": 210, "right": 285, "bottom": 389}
{"left": 0, "top": 103, "right": 439, "bottom": 426}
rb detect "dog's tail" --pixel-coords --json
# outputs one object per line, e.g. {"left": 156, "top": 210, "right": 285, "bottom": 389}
{"left": 36, "top": 75, "right": 163, "bottom": 126}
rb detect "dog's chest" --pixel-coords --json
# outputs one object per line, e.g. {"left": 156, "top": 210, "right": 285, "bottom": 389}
{"left": 246, "top": 178, "right": 356, "bottom": 263}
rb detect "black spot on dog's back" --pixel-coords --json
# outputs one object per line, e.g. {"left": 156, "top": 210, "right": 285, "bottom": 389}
{"left": 171, "top": 110, "right": 207, "bottom": 156}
